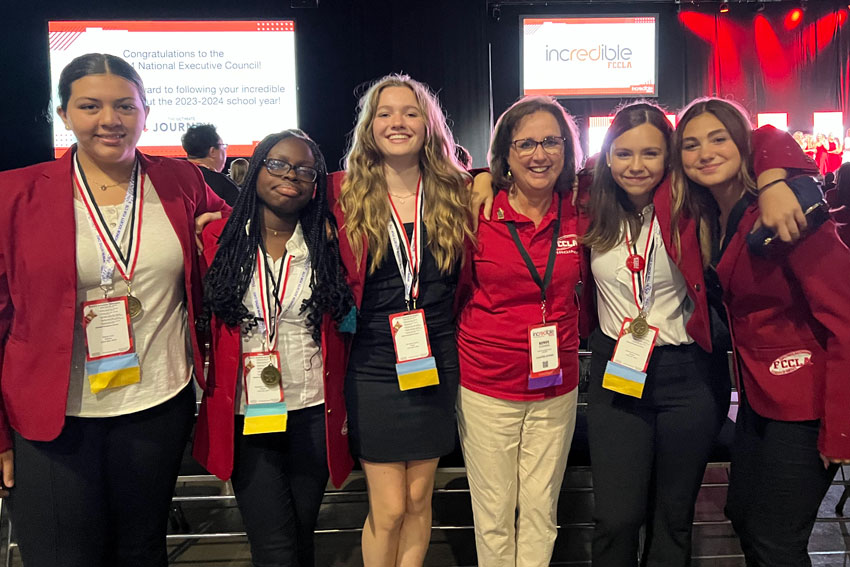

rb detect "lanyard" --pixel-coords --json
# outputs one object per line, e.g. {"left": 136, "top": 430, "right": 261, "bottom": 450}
{"left": 387, "top": 176, "right": 423, "bottom": 311}
{"left": 73, "top": 153, "right": 144, "bottom": 294}
{"left": 505, "top": 192, "right": 562, "bottom": 324}
{"left": 623, "top": 213, "right": 659, "bottom": 315}
{"left": 252, "top": 245, "right": 310, "bottom": 350}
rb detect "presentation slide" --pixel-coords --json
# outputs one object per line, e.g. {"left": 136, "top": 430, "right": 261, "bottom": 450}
{"left": 48, "top": 20, "right": 298, "bottom": 157}
{"left": 522, "top": 16, "right": 658, "bottom": 98}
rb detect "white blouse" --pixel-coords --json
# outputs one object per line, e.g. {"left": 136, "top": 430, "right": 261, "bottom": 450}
{"left": 590, "top": 204, "right": 694, "bottom": 346}
{"left": 236, "top": 222, "right": 323, "bottom": 415}
{"left": 68, "top": 177, "right": 192, "bottom": 417}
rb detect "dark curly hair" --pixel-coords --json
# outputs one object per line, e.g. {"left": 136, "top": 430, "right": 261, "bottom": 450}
{"left": 202, "top": 129, "right": 354, "bottom": 343}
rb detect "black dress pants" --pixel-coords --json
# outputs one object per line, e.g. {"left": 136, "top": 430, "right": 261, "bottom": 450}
{"left": 7, "top": 384, "right": 195, "bottom": 567}
{"left": 725, "top": 395, "right": 838, "bottom": 567}
{"left": 231, "top": 404, "right": 329, "bottom": 567}
{"left": 587, "top": 332, "right": 730, "bottom": 567}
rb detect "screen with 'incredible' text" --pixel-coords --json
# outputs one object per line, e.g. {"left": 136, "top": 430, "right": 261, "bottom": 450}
{"left": 48, "top": 21, "right": 298, "bottom": 157}
{"left": 522, "top": 16, "right": 658, "bottom": 98}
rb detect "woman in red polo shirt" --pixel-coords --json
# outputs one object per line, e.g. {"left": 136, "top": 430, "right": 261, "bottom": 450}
{"left": 456, "top": 96, "right": 583, "bottom": 567}
{"left": 673, "top": 97, "right": 850, "bottom": 567}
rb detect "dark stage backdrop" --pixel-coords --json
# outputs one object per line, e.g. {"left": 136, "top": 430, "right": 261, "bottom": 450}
{"left": 1, "top": 0, "right": 849, "bottom": 173}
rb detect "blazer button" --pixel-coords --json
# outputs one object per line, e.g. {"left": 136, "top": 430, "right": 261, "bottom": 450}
{"left": 327, "top": 408, "right": 332, "bottom": 414}
{"left": 694, "top": 283, "right": 702, "bottom": 292}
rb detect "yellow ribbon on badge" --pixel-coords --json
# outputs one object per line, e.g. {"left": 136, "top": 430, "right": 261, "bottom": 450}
{"left": 243, "top": 413, "right": 288, "bottom": 435}
{"left": 86, "top": 353, "right": 141, "bottom": 394}
{"left": 89, "top": 367, "right": 141, "bottom": 394}
{"left": 396, "top": 357, "right": 440, "bottom": 391}
{"left": 602, "top": 361, "right": 646, "bottom": 399}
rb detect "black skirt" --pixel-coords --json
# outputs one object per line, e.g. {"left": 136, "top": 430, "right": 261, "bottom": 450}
{"left": 344, "top": 224, "right": 459, "bottom": 462}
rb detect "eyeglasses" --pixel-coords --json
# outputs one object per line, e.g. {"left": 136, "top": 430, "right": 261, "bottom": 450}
{"left": 217, "top": 143, "right": 228, "bottom": 150}
{"left": 511, "top": 136, "right": 567, "bottom": 156}
{"left": 263, "top": 158, "right": 318, "bottom": 183}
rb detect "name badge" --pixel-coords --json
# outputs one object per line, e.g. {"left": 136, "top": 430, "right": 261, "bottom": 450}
{"left": 81, "top": 297, "right": 140, "bottom": 393}
{"left": 242, "top": 351, "right": 287, "bottom": 435}
{"left": 389, "top": 309, "right": 440, "bottom": 390}
{"left": 528, "top": 323, "right": 563, "bottom": 390}
{"left": 602, "top": 318, "right": 659, "bottom": 398}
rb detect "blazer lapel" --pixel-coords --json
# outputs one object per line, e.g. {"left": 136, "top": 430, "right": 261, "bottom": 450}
{"left": 38, "top": 150, "right": 78, "bottom": 292}
{"left": 716, "top": 207, "right": 758, "bottom": 293}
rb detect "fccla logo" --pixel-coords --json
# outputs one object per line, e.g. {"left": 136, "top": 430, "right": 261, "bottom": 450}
{"left": 769, "top": 350, "right": 812, "bottom": 376}
{"left": 557, "top": 234, "right": 578, "bottom": 255}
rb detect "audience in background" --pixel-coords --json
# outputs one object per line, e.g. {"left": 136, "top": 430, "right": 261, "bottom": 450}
{"left": 228, "top": 157, "right": 250, "bottom": 187}
{"left": 830, "top": 162, "right": 850, "bottom": 246}
{"left": 182, "top": 123, "right": 241, "bottom": 206}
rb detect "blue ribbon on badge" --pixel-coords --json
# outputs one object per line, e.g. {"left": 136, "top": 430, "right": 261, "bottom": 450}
{"left": 602, "top": 360, "right": 647, "bottom": 398}
{"left": 86, "top": 352, "right": 141, "bottom": 394}
{"left": 396, "top": 356, "right": 440, "bottom": 391}
{"left": 244, "top": 402, "right": 288, "bottom": 435}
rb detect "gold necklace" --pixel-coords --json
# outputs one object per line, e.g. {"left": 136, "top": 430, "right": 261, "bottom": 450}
{"left": 93, "top": 178, "right": 131, "bottom": 192}
{"left": 388, "top": 191, "right": 415, "bottom": 202}
{"left": 264, "top": 227, "right": 292, "bottom": 238}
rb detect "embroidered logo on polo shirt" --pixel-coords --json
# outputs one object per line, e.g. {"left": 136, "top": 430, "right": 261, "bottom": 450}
{"left": 769, "top": 350, "right": 812, "bottom": 375}
{"left": 557, "top": 234, "right": 578, "bottom": 255}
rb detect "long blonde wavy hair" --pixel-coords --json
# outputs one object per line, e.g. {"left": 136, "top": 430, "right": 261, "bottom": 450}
{"left": 670, "top": 98, "right": 757, "bottom": 267}
{"left": 339, "top": 74, "right": 473, "bottom": 274}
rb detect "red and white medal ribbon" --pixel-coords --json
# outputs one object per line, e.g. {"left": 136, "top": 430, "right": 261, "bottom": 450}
{"left": 73, "top": 154, "right": 145, "bottom": 290}
{"left": 387, "top": 176, "right": 423, "bottom": 310}
{"left": 251, "top": 246, "right": 310, "bottom": 350}
{"left": 623, "top": 213, "right": 659, "bottom": 315}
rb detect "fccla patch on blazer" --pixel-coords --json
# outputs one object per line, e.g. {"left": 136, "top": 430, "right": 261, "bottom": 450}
{"left": 557, "top": 234, "right": 578, "bottom": 255}
{"left": 769, "top": 350, "right": 813, "bottom": 375}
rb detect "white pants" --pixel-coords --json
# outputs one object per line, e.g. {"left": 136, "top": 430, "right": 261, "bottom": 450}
{"left": 457, "top": 386, "right": 578, "bottom": 567}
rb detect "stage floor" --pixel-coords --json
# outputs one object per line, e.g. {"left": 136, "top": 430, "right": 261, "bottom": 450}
{"left": 7, "top": 464, "right": 845, "bottom": 567}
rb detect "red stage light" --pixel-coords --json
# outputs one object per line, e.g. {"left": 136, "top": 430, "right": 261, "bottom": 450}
{"left": 785, "top": 8, "right": 804, "bottom": 30}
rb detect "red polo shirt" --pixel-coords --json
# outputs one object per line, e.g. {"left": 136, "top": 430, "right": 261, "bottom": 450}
{"left": 458, "top": 190, "right": 581, "bottom": 401}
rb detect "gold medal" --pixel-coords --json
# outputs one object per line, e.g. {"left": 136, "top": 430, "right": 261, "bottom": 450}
{"left": 630, "top": 315, "right": 649, "bottom": 338}
{"left": 261, "top": 364, "right": 281, "bottom": 386}
{"left": 127, "top": 295, "right": 143, "bottom": 319}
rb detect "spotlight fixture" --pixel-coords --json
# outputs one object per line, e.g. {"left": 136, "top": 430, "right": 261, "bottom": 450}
{"left": 756, "top": 2, "right": 765, "bottom": 12}
{"left": 719, "top": 2, "right": 730, "bottom": 13}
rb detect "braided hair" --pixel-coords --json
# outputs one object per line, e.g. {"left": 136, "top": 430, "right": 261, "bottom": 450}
{"left": 202, "top": 129, "right": 354, "bottom": 344}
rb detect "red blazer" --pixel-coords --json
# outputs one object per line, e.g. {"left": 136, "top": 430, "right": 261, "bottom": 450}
{"left": 191, "top": 219, "right": 354, "bottom": 486}
{"left": 719, "top": 211, "right": 850, "bottom": 458}
{"left": 718, "top": 127, "right": 850, "bottom": 458}
{"left": 0, "top": 148, "right": 228, "bottom": 453}
{"left": 328, "top": 172, "right": 369, "bottom": 309}
{"left": 577, "top": 172, "right": 712, "bottom": 352}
